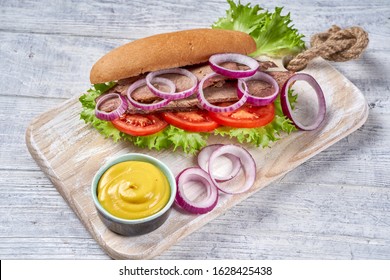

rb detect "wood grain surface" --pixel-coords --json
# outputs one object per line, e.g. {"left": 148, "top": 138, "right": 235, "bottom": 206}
{"left": 1, "top": 0, "right": 390, "bottom": 259}
{"left": 25, "top": 58, "right": 368, "bottom": 259}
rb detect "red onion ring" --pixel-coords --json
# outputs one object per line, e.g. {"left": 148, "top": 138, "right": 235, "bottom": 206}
{"left": 146, "top": 68, "right": 198, "bottom": 100}
{"left": 237, "top": 71, "right": 280, "bottom": 106}
{"left": 209, "top": 53, "right": 259, "bottom": 78}
{"left": 126, "top": 78, "right": 172, "bottom": 111}
{"left": 208, "top": 144, "right": 256, "bottom": 194}
{"left": 197, "top": 72, "right": 248, "bottom": 113}
{"left": 197, "top": 144, "right": 241, "bottom": 182}
{"left": 95, "top": 93, "right": 128, "bottom": 121}
{"left": 281, "top": 73, "right": 326, "bottom": 131}
{"left": 175, "top": 167, "right": 219, "bottom": 214}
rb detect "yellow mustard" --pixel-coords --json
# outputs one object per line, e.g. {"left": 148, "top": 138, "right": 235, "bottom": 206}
{"left": 97, "top": 161, "right": 170, "bottom": 220}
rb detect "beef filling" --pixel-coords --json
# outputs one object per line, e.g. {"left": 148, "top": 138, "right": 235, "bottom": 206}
{"left": 105, "top": 61, "right": 293, "bottom": 114}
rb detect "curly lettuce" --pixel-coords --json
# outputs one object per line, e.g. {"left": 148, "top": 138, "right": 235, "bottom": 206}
{"left": 79, "top": 84, "right": 208, "bottom": 154}
{"left": 79, "top": 1, "right": 304, "bottom": 154}
{"left": 79, "top": 82, "right": 122, "bottom": 141}
{"left": 79, "top": 84, "right": 296, "bottom": 154}
{"left": 212, "top": 0, "right": 306, "bottom": 57}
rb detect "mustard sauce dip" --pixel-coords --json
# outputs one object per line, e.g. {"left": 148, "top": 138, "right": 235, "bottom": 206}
{"left": 97, "top": 161, "right": 170, "bottom": 220}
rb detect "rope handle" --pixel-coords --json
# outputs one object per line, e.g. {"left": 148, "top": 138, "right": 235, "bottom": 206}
{"left": 283, "top": 25, "right": 369, "bottom": 72}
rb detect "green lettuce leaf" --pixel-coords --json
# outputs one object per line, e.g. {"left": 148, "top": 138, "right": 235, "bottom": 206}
{"left": 79, "top": 84, "right": 208, "bottom": 154}
{"left": 212, "top": 0, "right": 305, "bottom": 57}
{"left": 79, "top": 82, "right": 122, "bottom": 141}
{"left": 128, "top": 126, "right": 207, "bottom": 155}
{"left": 79, "top": 1, "right": 304, "bottom": 154}
{"left": 167, "top": 126, "right": 209, "bottom": 154}
{"left": 79, "top": 84, "right": 297, "bottom": 154}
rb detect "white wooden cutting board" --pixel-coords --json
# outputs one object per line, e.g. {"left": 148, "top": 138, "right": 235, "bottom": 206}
{"left": 25, "top": 58, "right": 368, "bottom": 259}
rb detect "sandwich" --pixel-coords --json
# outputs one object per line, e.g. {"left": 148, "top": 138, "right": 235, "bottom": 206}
{"left": 80, "top": 28, "right": 299, "bottom": 154}
{"left": 80, "top": 0, "right": 314, "bottom": 154}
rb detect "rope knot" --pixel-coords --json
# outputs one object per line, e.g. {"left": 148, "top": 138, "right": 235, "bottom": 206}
{"left": 284, "top": 25, "right": 369, "bottom": 72}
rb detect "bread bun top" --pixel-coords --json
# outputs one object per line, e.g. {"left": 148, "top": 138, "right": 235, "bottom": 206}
{"left": 90, "top": 28, "right": 256, "bottom": 84}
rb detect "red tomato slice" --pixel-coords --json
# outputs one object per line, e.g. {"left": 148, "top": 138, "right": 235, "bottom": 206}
{"left": 161, "top": 111, "right": 219, "bottom": 132}
{"left": 112, "top": 113, "right": 168, "bottom": 136}
{"left": 208, "top": 103, "right": 275, "bottom": 128}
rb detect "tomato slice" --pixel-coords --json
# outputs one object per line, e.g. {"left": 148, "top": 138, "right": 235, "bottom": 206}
{"left": 208, "top": 103, "right": 275, "bottom": 128}
{"left": 112, "top": 113, "right": 168, "bottom": 136}
{"left": 161, "top": 111, "right": 219, "bottom": 132}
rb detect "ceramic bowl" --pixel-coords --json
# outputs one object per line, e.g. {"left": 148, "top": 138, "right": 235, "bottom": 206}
{"left": 91, "top": 153, "right": 176, "bottom": 236}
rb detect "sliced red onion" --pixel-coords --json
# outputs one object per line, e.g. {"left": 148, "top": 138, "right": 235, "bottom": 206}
{"left": 175, "top": 167, "right": 219, "bottom": 214}
{"left": 237, "top": 71, "right": 280, "bottom": 106}
{"left": 146, "top": 68, "right": 198, "bottom": 100}
{"left": 281, "top": 73, "right": 326, "bottom": 131}
{"left": 197, "top": 72, "right": 248, "bottom": 113}
{"left": 197, "top": 144, "right": 241, "bottom": 182}
{"left": 208, "top": 145, "right": 256, "bottom": 194}
{"left": 209, "top": 53, "right": 259, "bottom": 78}
{"left": 126, "top": 78, "right": 172, "bottom": 111}
{"left": 95, "top": 93, "right": 128, "bottom": 121}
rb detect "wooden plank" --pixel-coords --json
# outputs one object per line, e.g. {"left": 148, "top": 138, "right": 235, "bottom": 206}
{"left": 162, "top": 182, "right": 390, "bottom": 260}
{"left": 0, "top": 237, "right": 108, "bottom": 259}
{"left": 1, "top": 0, "right": 389, "bottom": 39}
{"left": 25, "top": 58, "right": 369, "bottom": 259}
{"left": 0, "top": 32, "right": 124, "bottom": 99}
{"left": 0, "top": 30, "right": 388, "bottom": 101}
{"left": 1, "top": 0, "right": 390, "bottom": 260}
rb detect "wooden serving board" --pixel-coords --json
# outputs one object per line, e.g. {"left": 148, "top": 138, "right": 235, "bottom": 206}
{"left": 26, "top": 58, "right": 368, "bottom": 259}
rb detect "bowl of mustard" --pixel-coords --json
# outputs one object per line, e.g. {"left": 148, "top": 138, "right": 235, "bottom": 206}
{"left": 91, "top": 153, "right": 177, "bottom": 236}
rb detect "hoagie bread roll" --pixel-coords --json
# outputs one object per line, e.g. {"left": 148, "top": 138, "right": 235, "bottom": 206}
{"left": 90, "top": 28, "right": 256, "bottom": 84}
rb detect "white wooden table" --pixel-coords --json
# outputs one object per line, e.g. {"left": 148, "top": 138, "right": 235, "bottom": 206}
{"left": 1, "top": 0, "right": 389, "bottom": 259}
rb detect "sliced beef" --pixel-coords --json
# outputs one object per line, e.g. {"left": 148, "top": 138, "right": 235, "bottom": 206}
{"left": 105, "top": 61, "right": 294, "bottom": 114}
{"left": 124, "top": 71, "right": 294, "bottom": 114}
{"left": 113, "top": 62, "right": 237, "bottom": 101}
{"left": 125, "top": 82, "right": 238, "bottom": 114}
{"left": 258, "top": 60, "right": 278, "bottom": 71}
{"left": 245, "top": 71, "right": 294, "bottom": 98}
{"left": 96, "top": 95, "right": 121, "bottom": 112}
